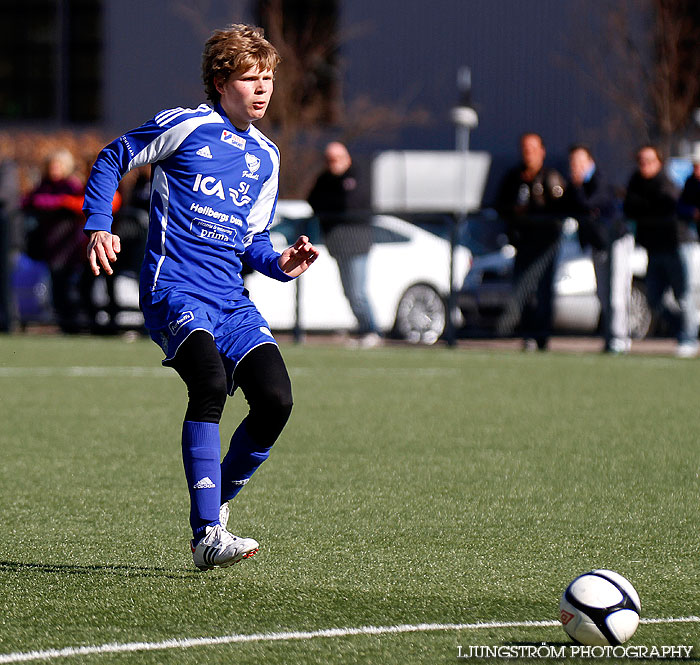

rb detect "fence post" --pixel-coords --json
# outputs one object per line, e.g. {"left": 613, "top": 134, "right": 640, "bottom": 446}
{"left": 445, "top": 213, "right": 463, "bottom": 347}
{"left": 293, "top": 260, "right": 303, "bottom": 344}
{"left": 292, "top": 216, "right": 309, "bottom": 344}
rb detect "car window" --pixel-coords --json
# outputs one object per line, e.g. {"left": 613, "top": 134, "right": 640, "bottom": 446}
{"left": 372, "top": 227, "right": 410, "bottom": 244}
{"left": 272, "top": 216, "right": 322, "bottom": 245}
{"left": 407, "top": 212, "right": 506, "bottom": 255}
{"left": 462, "top": 211, "right": 508, "bottom": 256}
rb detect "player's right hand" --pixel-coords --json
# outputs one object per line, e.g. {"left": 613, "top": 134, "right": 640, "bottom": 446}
{"left": 88, "top": 230, "right": 121, "bottom": 276}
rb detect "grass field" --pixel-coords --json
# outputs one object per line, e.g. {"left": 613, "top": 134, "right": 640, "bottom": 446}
{"left": 0, "top": 334, "right": 698, "bottom": 664}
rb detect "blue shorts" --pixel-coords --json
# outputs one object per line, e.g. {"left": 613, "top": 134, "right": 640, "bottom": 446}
{"left": 142, "top": 288, "right": 278, "bottom": 394}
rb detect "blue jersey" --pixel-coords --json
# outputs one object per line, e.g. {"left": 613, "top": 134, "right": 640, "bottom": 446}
{"left": 83, "top": 103, "right": 292, "bottom": 301}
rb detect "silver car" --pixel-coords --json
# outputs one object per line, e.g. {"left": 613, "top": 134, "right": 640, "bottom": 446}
{"left": 457, "top": 214, "right": 700, "bottom": 339}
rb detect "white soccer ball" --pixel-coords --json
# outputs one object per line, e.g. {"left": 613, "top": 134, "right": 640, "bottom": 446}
{"left": 559, "top": 569, "right": 641, "bottom": 646}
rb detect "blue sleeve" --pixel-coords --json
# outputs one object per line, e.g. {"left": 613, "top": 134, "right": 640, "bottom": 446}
{"left": 82, "top": 114, "right": 182, "bottom": 233}
{"left": 83, "top": 136, "right": 132, "bottom": 233}
{"left": 242, "top": 229, "right": 294, "bottom": 282}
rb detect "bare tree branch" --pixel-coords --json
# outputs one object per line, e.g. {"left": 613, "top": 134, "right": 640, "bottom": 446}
{"left": 565, "top": 0, "right": 700, "bottom": 157}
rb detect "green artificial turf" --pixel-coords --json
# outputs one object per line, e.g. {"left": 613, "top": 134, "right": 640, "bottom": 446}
{"left": 0, "top": 335, "right": 698, "bottom": 664}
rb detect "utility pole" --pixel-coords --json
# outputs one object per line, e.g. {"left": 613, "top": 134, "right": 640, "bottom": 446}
{"left": 445, "top": 66, "right": 479, "bottom": 345}
{"left": 451, "top": 66, "right": 479, "bottom": 152}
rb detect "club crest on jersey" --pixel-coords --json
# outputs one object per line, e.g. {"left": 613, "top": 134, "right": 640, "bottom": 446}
{"left": 242, "top": 152, "right": 261, "bottom": 180}
{"left": 220, "top": 130, "right": 246, "bottom": 150}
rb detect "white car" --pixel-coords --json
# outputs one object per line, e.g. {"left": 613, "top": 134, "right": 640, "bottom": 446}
{"left": 459, "top": 215, "right": 700, "bottom": 339}
{"left": 245, "top": 201, "right": 471, "bottom": 344}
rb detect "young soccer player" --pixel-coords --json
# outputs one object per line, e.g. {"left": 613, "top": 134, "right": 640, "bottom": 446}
{"left": 83, "top": 24, "right": 319, "bottom": 570}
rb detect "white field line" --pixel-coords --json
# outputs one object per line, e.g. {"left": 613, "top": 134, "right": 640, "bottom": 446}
{"left": 0, "top": 366, "right": 458, "bottom": 378}
{"left": 0, "top": 616, "right": 697, "bottom": 664}
{"left": 0, "top": 366, "right": 173, "bottom": 378}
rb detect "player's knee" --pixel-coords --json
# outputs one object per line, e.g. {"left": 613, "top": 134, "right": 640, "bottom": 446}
{"left": 186, "top": 367, "right": 228, "bottom": 423}
{"left": 263, "top": 381, "right": 293, "bottom": 425}
{"left": 248, "top": 382, "right": 293, "bottom": 445}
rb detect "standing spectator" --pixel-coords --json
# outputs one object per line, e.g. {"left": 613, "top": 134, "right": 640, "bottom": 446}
{"left": 495, "top": 132, "right": 566, "bottom": 350}
{"left": 308, "top": 141, "right": 380, "bottom": 348}
{"left": 676, "top": 146, "right": 700, "bottom": 326}
{"left": 566, "top": 144, "right": 633, "bottom": 354}
{"left": 22, "top": 148, "right": 91, "bottom": 333}
{"left": 624, "top": 145, "right": 698, "bottom": 357}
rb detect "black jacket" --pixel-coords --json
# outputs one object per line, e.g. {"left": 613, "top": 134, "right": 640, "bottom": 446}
{"left": 307, "top": 165, "right": 372, "bottom": 257}
{"left": 623, "top": 171, "right": 687, "bottom": 251}
{"left": 495, "top": 165, "right": 566, "bottom": 250}
{"left": 565, "top": 170, "right": 624, "bottom": 251}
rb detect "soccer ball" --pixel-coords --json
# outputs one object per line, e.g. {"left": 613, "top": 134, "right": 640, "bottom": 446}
{"left": 559, "top": 569, "right": 641, "bottom": 646}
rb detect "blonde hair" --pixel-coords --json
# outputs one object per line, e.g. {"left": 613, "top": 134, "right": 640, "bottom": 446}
{"left": 45, "top": 148, "right": 75, "bottom": 178}
{"left": 202, "top": 24, "right": 281, "bottom": 104}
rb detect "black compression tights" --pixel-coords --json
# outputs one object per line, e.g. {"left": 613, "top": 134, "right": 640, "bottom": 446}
{"left": 169, "top": 330, "right": 293, "bottom": 448}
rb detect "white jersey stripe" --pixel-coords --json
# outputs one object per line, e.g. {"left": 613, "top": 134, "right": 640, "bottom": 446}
{"left": 127, "top": 112, "right": 224, "bottom": 173}
{"left": 155, "top": 104, "right": 211, "bottom": 127}
{"left": 242, "top": 126, "right": 279, "bottom": 246}
{"left": 150, "top": 165, "right": 170, "bottom": 291}
{"left": 154, "top": 107, "right": 184, "bottom": 125}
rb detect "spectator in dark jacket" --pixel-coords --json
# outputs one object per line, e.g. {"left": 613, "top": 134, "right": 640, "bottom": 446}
{"left": 623, "top": 145, "right": 698, "bottom": 357}
{"left": 308, "top": 142, "right": 380, "bottom": 347}
{"left": 495, "top": 132, "right": 566, "bottom": 350}
{"left": 566, "top": 144, "right": 633, "bottom": 353}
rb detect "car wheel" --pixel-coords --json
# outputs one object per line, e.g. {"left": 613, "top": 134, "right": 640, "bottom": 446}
{"left": 394, "top": 284, "right": 446, "bottom": 344}
{"left": 630, "top": 279, "right": 653, "bottom": 339}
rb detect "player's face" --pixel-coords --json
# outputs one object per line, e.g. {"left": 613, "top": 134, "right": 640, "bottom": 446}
{"left": 217, "top": 66, "right": 274, "bottom": 131}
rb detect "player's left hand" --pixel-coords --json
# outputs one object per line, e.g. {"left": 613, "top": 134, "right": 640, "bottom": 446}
{"left": 278, "top": 235, "right": 320, "bottom": 278}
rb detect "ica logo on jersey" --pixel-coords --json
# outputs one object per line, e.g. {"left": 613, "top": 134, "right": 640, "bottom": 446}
{"left": 193, "top": 174, "right": 252, "bottom": 207}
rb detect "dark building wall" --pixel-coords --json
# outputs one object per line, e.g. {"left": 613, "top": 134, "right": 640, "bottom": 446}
{"left": 339, "top": 0, "right": 629, "bottom": 200}
{"left": 102, "top": 1, "right": 640, "bottom": 200}
{"left": 103, "top": 1, "right": 250, "bottom": 134}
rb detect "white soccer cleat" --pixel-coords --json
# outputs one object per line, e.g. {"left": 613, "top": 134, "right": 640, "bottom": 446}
{"left": 190, "top": 524, "right": 259, "bottom": 571}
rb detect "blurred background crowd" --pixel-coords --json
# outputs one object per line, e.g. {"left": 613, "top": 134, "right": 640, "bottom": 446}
{"left": 2, "top": 0, "right": 700, "bottom": 355}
